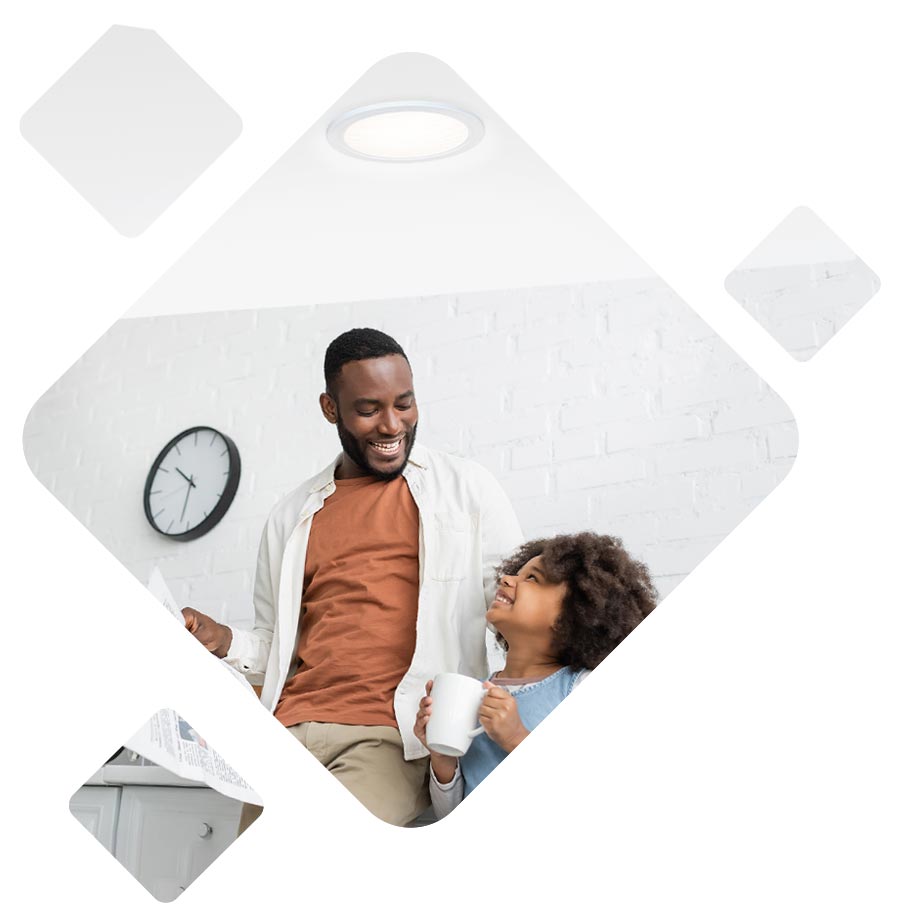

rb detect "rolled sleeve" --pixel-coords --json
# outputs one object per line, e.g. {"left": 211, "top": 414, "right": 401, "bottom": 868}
{"left": 430, "top": 762, "right": 464, "bottom": 821}
{"left": 222, "top": 627, "right": 266, "bottom": 682}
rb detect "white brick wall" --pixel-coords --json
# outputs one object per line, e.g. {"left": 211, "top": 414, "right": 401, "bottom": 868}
{"left": 23, "top": 279, "right": 798, "bottom": 627}
{"left": 725, "top": 259, "right": 881, "bottom": 360}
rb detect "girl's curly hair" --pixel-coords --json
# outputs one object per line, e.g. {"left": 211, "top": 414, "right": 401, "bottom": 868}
{"left": 495, "top": 532, "right": 657, "bottom": 670}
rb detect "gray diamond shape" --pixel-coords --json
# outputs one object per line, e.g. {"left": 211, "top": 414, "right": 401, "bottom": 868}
{"left": 21, "top": 25, "right": 241, "bottom": 236}
{"left": 68, "top": 710, "right": 261, "bottom": 902}
{"left": 725, "top": 206, "right": 880, "bottom": 361}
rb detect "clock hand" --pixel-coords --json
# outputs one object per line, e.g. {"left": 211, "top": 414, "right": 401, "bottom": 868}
{"left": 175, "top": 467, "right": 196, "bottom": 487}
{"left": 180, "top": 476, "right": 194, "bottom": 522}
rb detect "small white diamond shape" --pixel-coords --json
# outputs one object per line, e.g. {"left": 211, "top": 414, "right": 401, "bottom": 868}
{"left": 21, "top": 25, "right": 242, "bottom": 236}
{"left": 725, "top": 206, "right": 880, "bottom": 361}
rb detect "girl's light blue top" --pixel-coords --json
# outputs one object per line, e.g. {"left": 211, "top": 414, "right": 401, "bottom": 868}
{"left": 460, "top": 665, "right": 585, "bottom": 797}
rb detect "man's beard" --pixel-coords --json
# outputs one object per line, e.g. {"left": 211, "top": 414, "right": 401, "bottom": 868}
{"left": 335, "top": 412, "right": 417, "bottom": 481}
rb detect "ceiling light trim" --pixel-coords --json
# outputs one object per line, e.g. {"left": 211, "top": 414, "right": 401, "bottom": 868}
{"left": 326, "top": 99, "right": 485, "bottom": 162}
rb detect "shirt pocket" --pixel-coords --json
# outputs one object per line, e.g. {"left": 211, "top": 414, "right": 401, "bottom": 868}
{"left": 428, "top": 511, "right": 476, "bottom": 582}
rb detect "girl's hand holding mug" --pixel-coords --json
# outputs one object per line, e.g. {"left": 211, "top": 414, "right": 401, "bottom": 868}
{"left": 478, "top": 681, "right": 530, "bottom": 753}
{"left": 415, "top": 679, "right": 459, "bottom": 784}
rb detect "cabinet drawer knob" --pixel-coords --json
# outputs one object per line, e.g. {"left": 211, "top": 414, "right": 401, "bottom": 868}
{"left": 198, "top": 822, "right": 213, "bottom": 838}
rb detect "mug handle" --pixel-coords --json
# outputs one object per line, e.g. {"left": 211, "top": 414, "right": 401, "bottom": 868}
{"left": 467, "top": 685, "right": 489, "bottom": 738}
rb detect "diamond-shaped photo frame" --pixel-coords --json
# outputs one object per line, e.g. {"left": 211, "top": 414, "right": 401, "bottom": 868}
{"left": 725, "top": 206, "right": 881, "bottom": 361}
{"left": 20, "top": 25, "right": 242, "bottom": 236}
{"left": 24, "top": 52, "right": 798, "bottom": 832}
{"left": 69, "top": 710, "right": 262, "bottom": 902}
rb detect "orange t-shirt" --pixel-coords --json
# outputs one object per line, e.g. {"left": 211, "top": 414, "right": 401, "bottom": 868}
{"left": 273, "top": 474, "right": 420, "bottom": 729}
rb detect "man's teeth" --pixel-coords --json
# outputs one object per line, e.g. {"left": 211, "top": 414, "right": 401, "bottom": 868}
{"left": 370, "top": 438, "right": 403, "bottom": 455}
{"left": 495, "top": 594, "right": 512, "bottom": 604}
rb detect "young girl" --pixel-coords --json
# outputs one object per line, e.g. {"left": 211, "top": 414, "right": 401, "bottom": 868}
{"left": 414, "top": 531, "right": 657, "bottom": 818}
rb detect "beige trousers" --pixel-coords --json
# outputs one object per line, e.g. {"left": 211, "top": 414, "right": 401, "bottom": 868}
{"left": 238, "top": 722, "right": 430, "bottom": 833}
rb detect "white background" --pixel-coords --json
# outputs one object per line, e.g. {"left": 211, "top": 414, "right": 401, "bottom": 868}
{"left": 2, "top": 2, "right": 898, "bottom": 916}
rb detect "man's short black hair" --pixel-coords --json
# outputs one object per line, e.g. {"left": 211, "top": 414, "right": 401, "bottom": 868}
{"left": 323, "top": 328, "right": 409, "bottom": 394}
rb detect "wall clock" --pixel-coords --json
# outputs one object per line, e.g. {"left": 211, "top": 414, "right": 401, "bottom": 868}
{"left": 144, "top": 426, "right": 241, "bottom": 541}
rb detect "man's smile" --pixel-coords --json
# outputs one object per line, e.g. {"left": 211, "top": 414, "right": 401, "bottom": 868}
{"left": 368, "top": 435, "right": 405, "bottom": 458}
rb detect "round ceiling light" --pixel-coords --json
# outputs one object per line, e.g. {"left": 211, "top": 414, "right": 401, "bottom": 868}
{"left": 327, "top": 101, "right": 484, "bottom": 162}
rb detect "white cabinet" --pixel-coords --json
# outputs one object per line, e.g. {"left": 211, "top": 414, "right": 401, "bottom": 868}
{"left": 71, "top": 779, "right": 243, "bottom": 902}
{"left": 70, "top": 786, "right": 121, "bottom": 853}
{"left": 114, "top": 787, "right": 242, "bottom": 902}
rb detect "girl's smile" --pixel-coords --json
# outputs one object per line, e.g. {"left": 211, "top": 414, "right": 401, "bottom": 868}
{"left": 490, "top": 587, "right": 514, "bottom": 607}
{"left": 485, "top": 554, "right": 568, "bottom": 639}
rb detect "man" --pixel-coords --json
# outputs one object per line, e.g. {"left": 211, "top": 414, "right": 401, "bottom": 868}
{"left": 184, "top": 328, "right": 522, "bottom": 827}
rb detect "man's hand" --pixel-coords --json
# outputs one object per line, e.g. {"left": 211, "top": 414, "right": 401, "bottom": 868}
{"left": 415, "top": 679, "right": 459, "bottom": 784}
{"left": 479, "top": 682, "right": 530, "bottom": 753}
{"left": 182, "top": 607, "right": 232, "bottom": 659}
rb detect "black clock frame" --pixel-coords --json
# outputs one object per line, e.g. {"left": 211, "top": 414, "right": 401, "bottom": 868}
{"left": 143, "top": 426, "right": 241, "bottom": 542}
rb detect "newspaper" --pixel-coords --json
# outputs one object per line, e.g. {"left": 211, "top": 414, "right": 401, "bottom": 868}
{"left": 125, "top": 709, "right": 263, "bottom": 806}
{"left": 147, "top": 565, "right": 257, "bottom": 697}
{"left": 139, "top": 567, "right": 262, "bottom": 804}
{"left": 147, "top": 565, "right": 187, "bottom": 624}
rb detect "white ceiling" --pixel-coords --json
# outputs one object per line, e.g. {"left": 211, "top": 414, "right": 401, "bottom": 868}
{"left": 127, "top": 52, "right": 654, "bottom": 318}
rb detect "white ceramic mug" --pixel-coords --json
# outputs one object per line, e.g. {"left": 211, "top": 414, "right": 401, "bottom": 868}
{"left": 425, "top": 672, "right": 487, "bottom": 757}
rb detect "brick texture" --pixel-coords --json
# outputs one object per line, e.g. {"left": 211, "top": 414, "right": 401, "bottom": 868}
{"left": 725, "top": 259, "right": 880, "bottom": 360}
{"left": 23, "top": 279, "right": 798, "bottom": 624}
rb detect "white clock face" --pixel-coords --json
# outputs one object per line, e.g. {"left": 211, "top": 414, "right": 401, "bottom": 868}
{"left": 146, "top": 429, "right": 236, "bottom": 537}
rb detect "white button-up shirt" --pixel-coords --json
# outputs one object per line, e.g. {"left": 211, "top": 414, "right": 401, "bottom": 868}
{"left": 224, "top": 443, "right": 523, "bottom": 760}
